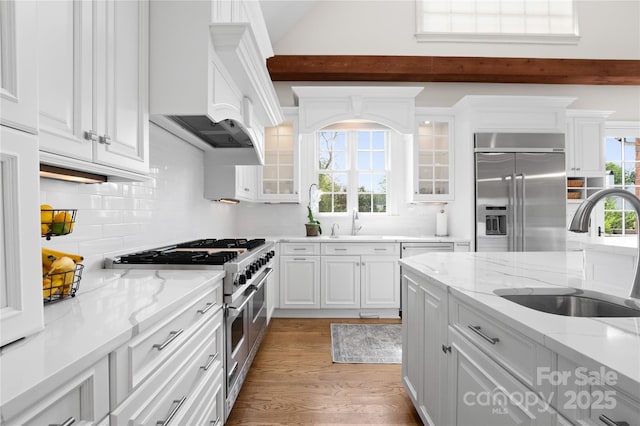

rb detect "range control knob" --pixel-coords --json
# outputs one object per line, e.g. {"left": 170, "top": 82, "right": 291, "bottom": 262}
{"left": 238, "top": 274, "right": 247, "bottom": 285}
{"left": 245, "top": 269, "right": 252, "bottom": 279}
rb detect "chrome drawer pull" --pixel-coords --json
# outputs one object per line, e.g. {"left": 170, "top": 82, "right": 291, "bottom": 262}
{"left": 374, "top": 248, "right": 387, "bottom": 251}
{"left": 201, "top": 353, "right": 219, "bottom": 371}
{"left": 334, "top": 248, "right": 347, "bottom": 251}
{"left": 599, "top": 415, "right": 629, "bottom": 426}
{"left": 209, "top": 416, "right": 221, "bottom": 426}
{"left": 50, "top": 417, "right": 75, "bottom": 426}
{"left": 153, "top": 329, "right": 184, "bottom": 350}
{"left": 468, "top": 325, "right": 500, "bottom": 345}
{"left": 293, "top": 248, "right": 306, "bottom": 250}
{"left": 156, "top": 396, "right": 187, "bottom": 426}
{"left": 197, "top": 302, "right": 216, "bottom": 314}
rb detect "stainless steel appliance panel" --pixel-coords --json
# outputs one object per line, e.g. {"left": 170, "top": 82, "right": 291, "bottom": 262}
{"left": 475, "top": 149, "right": 566, "bottom": 252}
{"left": 475, "top": 153, "right": 516, "bottom": 251}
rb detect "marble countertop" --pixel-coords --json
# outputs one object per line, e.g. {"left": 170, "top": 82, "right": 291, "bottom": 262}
{"left": 399, "top": 251, "right": 640, "bottom": 397}
{"left": 0, "top": 268, "right": 225, "bottom": 418}
{"left": 277, "top": 234, "right": 470, "bottom": 243}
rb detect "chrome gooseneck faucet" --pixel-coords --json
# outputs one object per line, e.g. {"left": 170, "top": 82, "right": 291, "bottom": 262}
{"left": 569, "top": 188, "right": 640, "bottom": 299}
{"left": 351, "top": 209, "right": 362, "bottom": 236}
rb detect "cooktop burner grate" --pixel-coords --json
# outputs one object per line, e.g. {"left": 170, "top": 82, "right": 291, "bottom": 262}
{"left": 176, "top": 238, "right": 266, "bottom": 250}
{"left": 116, "top": 249, "right": 238, "bottom": 265}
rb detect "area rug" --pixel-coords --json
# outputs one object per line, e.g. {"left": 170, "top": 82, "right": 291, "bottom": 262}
{"left": 330, "top": 323, "right": 402, "bottom": 364}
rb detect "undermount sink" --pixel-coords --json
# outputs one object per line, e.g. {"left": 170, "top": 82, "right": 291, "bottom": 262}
{"left": 494, "top": 288, "right": 640, "bottom": 317}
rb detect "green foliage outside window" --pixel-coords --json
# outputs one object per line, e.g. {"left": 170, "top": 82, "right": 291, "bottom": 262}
{"left": 604, "top": 162, "right": 637, "bottom": 234}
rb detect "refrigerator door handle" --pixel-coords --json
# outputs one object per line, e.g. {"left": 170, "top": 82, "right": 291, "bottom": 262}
{"left": 504, "top": 174, "right": 516, "bottom": 251}
{"left": 516, "top": 173, "right": 526, "bottom": 251}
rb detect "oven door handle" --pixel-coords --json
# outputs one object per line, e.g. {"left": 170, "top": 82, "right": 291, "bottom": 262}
{"left": 227, "top": 267, "right": 273, "bottom": 312}
{"left": 252, "top": 267, "right": 272, "bottom": 291}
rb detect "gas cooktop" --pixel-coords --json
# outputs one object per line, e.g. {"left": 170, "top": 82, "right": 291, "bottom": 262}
{"left": 111, "top": 238, "right": 267, "bottom": 266}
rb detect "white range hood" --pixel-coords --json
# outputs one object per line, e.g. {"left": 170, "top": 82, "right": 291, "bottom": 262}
{"left": 150, "top": 2, "right": 283, "bottom": 165}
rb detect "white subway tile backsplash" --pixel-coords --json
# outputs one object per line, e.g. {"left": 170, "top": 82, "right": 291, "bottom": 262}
{"left": 39, "top": 124, "right": 234, "bottom": 272}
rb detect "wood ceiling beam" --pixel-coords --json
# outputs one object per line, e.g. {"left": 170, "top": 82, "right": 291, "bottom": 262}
{"left": 266, "top": 55, "right": 640, "bottom": 85}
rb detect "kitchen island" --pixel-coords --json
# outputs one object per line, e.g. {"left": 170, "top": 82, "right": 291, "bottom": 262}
{"left": 400, "top": 251, "right": 640, "bottom": 425}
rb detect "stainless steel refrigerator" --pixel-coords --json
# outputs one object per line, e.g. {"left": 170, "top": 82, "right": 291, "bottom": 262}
{"left": 475, "top": 133, "right": 566, "bottom": 252}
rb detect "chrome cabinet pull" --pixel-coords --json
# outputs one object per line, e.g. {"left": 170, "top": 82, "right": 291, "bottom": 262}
{"left": 293, "top": 248, "right": 306, "bottom": 251}
{"left": 599, "top": 414, "right": 629, "bottom": 426}
{"left": 197, "top": 301, "right": 216, "bottom": 314}
{"left": 209, "top": 416, "right": 221, "bottom": 426}
{"left": 153, "top": 329, "right": 184, "bottom": 350}
{"left": 201, "top": 353, "right": 219, "bottom": 371}
{"left": 83, "top": 130, "right": 98, "bottom": 141}
{"left": 99, "top": 134, "right": 111, "bottom": 145}
{"left": 374, "top": 248, "right": 387, "bottom": 251}
{"left": 334, "top": 248, "right": 347, "bottom": 251}
{"left": 156, "top": 396, "right": 187, "bottom": 426}
{"left": 293, "top": 257, "right": 306, "bottom": 261}
{"left": 100, "top": 135, "right": 112, "bottom": 145}
{"left": 50, "top": 417, "right": 75, "bottom": 426}
{"left": 468, "top": 325, "right": 500, "bottom": 345}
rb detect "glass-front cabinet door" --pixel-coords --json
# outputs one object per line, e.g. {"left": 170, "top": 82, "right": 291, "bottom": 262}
{"left": 259, "top": 109, "right": 300, "bottom": 203}
{"left": 411, "top": 111, "right": 454, "bottom": 202}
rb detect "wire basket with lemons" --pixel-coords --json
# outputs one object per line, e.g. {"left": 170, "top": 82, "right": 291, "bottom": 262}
{"left": 42, "top": 248, "right": 84, "bottom": 304}
{"left": 40, "top": 204, "right": 77, "bottom": 239}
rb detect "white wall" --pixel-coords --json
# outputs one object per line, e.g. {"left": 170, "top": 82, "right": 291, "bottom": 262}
{"left": 274, "top": 0, "right": 640, "bottom": 60}
{"left": 40, "top": 124, "right": 235, "bottom": 271}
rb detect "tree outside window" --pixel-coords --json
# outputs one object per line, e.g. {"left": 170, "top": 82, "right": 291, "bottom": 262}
{"left": 604, "top": 137, "right": 640, "bottom": 235}
{"left": 317, "top": 128, "right": 388, "bottom": 214}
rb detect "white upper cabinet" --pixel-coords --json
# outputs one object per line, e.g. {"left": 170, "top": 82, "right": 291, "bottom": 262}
{"left": 258, "top": 109, "right": 300, "bottom": 203}
{"left": 410, "top": 110, "right": 455, "bottom": 202}
{"left": 0, "top": 1, "right": 38, "bottom": 134}
{"left": 1, "top": 127, "right": 44, "bottom": 348}
{"left": 565, "top": 110, "right": 612, "bottom": 177}
{"left": 37, "top": 0, "right": 149, "bottom": 179}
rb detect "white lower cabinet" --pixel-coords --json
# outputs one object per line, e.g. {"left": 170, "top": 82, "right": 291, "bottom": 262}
{"left": 5, "top": 357, "right": 109, "bottom": 426}
{"left": 402, "top": 268, "right": 448, "bottom": 426}
{"left": 279, "top": 255, "right": 321, "bottom": 309}
{"left": 279, "top": 242, "right": 400, "bottom": 313}
{"left": 401, "top": 268, "right": 594, "bottom": 426}
{"left": 449, "top": 328, "right": 556, "bottom": 425}
{"left": 321, "top": 256, "right": 361, "bottom": 308}
{"left": 556, "top": 355, "right": 640, "bottom": 426}
{"left": 110, "top": 308, "right": 224, "bottom": 425}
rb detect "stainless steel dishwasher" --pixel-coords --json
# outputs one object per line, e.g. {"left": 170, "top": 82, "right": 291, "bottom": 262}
{"left": 401, "top": 242, "right": 455, "bottom": 258}
{"left": 400, "top": 242, "right": 454, "bottom": 317}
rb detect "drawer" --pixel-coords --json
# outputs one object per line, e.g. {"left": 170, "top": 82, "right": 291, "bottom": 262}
{"left": 111, "top": 309, "right": 224, "bottom": 425}
{"left": 450, "top": 296, "right": 553, "bottom": 392}
{"left": 557, "top": 355, "right": 640, "bottom": 425}
{"left": 280, "top": 242, "right": 320, "bottom": 255}
{"left": 170, "top": 365, "right": 225, "bottom": 426}
{"left": 322, "top": 242, "right": 399, "bottom": 256}
{"left": 7, "top": 357, "right": 109, "bottom": 426}
{"left": 128, "top": 287, "right": 220, "bottom": 392}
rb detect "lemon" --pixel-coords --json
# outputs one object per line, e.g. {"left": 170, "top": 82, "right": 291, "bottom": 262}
{"left": 51, "top": 211, "right": 74, "bottom": 235}
{"left": 41, "top": 224, "right": 50, "bottom": 236}
{"left": 40, "top": 204, "right": 54, "bottom": 224}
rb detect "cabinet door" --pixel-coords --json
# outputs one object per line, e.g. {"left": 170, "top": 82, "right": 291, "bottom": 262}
{"left": 361, "top": 255, "right": 399, "bottom": 308}
{"left": 279, "top": 256, "right": 320, "bottom": 308}
{"left": 572, "top": 117, "right": 605, "bottom": 176}
{"left": 420, "top": 276, "right": 448, "bottom": 426}
{"left": 37, "top": 0, "right": 94, "bottom": 160}
{"left": 8, "top": 357, "right": 109, "bottom": 426}
{"left": 94, "top": 0, "right": 149, "bottom": 173}
{"left": 0, "top": 0, "right": 38, "bottom": 133}
{"left": 321, "top": 256, "right": 360, "bottom": 308}
{"left": 236, "top": 166, "right": 257, "bottom": 201}
{"left": 0, "top": 127, "right": 43, "bottom": 347}
{"left": 448, "top": 328, "right": 555, "bottom": 425}
{"left": 259, "top": 118, "right": 300, "bottom": 203}
{"left": 402, "top": 274, "right": 423, "bottom": 406}
{"left": 411, "top": 114, "right": 454, "bottom": 202}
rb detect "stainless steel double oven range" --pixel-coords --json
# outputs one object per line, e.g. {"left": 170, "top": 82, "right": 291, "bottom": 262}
{"left": 107, "top": 238, "right": 275, "bottom": 419}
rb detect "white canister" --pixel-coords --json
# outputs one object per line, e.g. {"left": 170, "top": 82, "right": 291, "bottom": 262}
{"left": 436, "top": 208, "right": 448, "bottom": 237}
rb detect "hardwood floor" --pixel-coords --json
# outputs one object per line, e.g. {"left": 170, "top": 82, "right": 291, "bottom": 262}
{"left": 225, "top": 318, "right": 422, "bottom": 425}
